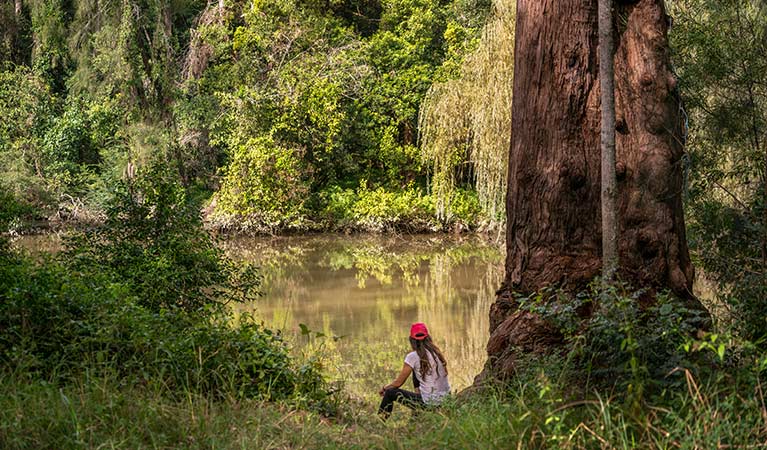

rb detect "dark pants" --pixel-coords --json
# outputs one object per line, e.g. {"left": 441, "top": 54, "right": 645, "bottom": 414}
{"left": 378, "top": 388, "right": 424, "bottom": 419}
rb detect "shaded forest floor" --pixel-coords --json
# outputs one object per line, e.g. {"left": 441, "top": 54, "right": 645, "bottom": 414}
{"left": 3, "top": 366, "right": 765, "bottom": 449}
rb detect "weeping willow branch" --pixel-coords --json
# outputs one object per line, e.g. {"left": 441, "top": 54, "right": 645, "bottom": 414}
{"left": 419, "top": 0, "right": 515, "bottom": 224}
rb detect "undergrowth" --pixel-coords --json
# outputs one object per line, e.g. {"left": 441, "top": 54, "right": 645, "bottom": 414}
{"left": 0, "top": 165, "right": 336, "bottom": 412}
{"left": 1, "top": 363, "right": 765, "bottom": 449}
{"left": 207, "top": 184, "right": 488, "bottom": 234}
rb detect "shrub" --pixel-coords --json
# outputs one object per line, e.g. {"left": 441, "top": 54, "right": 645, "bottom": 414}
{"left": 0, "top": 255, "right": 326, "bottom": 401}
{"left": 689, "top": 200, "right": 767, "bottom": 346}
{"left": 0, "top": 165, "right": 332, "bottom": 405}
{"left": 41, "top": 102, "right": 99, "bottom": 187}
{"left": 215, "top": 136, "right": 311, "bottom": 230}
{"left": 318, "top": 184, "right": 487, "bottom": 232}
{"left": 350, "top": 181, "right": 438, "bottom": 231}
{"left": 318, "top": 186, "right": 358, "bottom": 226}
{"left": 63, "top": 163, "right": 260, "bottom": 312}
{"left": 448, "top": 188, "right": 482, "bottom": 226}
{"left": 0, "top": 68, "right": 57, "bottom": 208}
{"left": 0, "top": 187, "right": 35, "bottom": 237}
{"left": 517, "top": 281, "right": 710, "bottom": 403}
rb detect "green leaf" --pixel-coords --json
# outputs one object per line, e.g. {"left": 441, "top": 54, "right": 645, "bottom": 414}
{"left": 717, "top": 343, "right": 725, "bottom": 361}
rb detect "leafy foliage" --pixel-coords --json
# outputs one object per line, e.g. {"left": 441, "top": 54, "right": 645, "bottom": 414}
{"left": 1, "top": 254, "right": 325, "bottom": 401}
{"left": 215, "top": 136, "right": 311, "bottom": 230}
{"left": 516, "top": 281, "right": 710, "bottom": 405}
{"left": 1, "top": 0, "right": 493, "bottom": 231}
{"left": 670, "top": 0, "right": 767, "bottom": 344}
{"left": 0, "top": 168, "right": 331, "bottom": 405}
{"left": 63, "top": 163, "right": 260, "bottom": 312}
{"left": 0, "top": 67, "right": 56, "bottom": 205}
{"left": 349, "top": 182, "right": 437, "bottom": 231}
{"left": 315, "top": 184, "right": 482, "bottom": 232}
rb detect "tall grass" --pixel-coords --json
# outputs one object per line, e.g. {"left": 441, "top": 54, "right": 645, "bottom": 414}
{"left": 3, "top": 366, "right": 765, "bottom": 449}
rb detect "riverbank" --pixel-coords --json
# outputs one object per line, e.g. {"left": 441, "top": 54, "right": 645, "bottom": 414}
{"left": 7, "top": 205, "right": 504, "bottom": 239}
{"left": 3, "top": 364, "right": 764, "bottom": 449}
{"left": 4, "top": 183, "right": 503, "bottom": 238}
{"left": 205, "top": 186, "right": 502, "bottom": 235}
{"left": 11, "top": 231, "right": 505, "bottom": 398}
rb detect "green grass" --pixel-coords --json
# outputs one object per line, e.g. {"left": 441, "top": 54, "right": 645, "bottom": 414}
{"left": 0, "top": 375, "right": 339, "bottom": 449}
{"left": 3, "top": 366, "right": 765, "bottom": 449}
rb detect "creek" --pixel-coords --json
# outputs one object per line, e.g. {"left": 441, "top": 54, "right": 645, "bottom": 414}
{"left": 223, "top": 234, "right": 504, "bottom": 398}
{"left": 13, "top": 232, "right": 505, "bottom": 399}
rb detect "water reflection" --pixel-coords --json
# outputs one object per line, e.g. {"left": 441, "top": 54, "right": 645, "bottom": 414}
{"left": 9, "top": 233, "right": 63, "bottom": 255}
{"left": 224, "top": 234, "right": 504, "bottom": 398}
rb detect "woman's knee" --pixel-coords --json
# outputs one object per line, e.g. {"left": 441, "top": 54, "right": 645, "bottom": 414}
{"left": 383, "top": 387, "right": 399, "bottom": 400}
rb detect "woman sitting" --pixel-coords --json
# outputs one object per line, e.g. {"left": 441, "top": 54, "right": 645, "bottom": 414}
{"left": 378, "top": 322, "right": 450, "bottom": 419}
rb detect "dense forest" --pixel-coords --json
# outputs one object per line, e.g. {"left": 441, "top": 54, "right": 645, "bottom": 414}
{"left": 1, "top": 0, "right": 508, "bottom": 232}
{"left": 2, "top": 0, "right": 767, "bottom": 448}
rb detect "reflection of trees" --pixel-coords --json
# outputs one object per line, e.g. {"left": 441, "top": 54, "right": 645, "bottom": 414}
{"left": 224, "top": 234, "right": 504, "bottom": 396}
{"left": 323, "top": 236, "right": 501, "bottom": 290}
{"left": 223, "top": 237, "right": 317, "bottom": 307}
{"left": 418, "top": 252, "right": 504, "bottom": 388}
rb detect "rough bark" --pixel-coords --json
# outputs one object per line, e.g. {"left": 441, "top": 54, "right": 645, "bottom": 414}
{"left": 478, "top": 0, "right": 702, "bottom": 382}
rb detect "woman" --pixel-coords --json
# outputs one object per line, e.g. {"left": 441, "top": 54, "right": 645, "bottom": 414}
{"left": 378, "top": 322, "right": 450, "bottom": 419}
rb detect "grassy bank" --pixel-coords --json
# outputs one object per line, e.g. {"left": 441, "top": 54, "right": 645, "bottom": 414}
{"left": 3, "top": 366, "right": 765, "bottom": 449}
{"left": 0, "top": 169, "right": 338, "bottom": 446}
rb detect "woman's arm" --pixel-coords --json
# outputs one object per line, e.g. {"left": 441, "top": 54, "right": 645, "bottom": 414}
{"left": 379, "top": 363, "right": 413, "bottom": 395}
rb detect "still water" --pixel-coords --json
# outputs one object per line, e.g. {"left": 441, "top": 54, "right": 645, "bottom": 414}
{"left": 223, "top": 234, "right": 504, "bottom": 398}
{"left": 13, "top": 232, "right": 504, "bottom": 398}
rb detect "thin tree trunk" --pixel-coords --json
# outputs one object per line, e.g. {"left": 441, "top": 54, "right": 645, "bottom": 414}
{"left": 762, "top": 136, "right": 766, "bottom": 273}
{"left": 15, "top": 0, "right": 22, "bottom": 17}
{"left": 476, "top": 0, "right": 703, "bottom": 383}
{"left": 749, "top": 83, "right": 767, "bottom": 272}
{"left": 599, "top": 0, "right": 618, "bottom": 281}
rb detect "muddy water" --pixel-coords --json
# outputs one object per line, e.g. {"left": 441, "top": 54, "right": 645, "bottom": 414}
{"left": 12, "top": 232, "right": 505, "bottom": 398}
{"left": 224, "top": 234, "right": 504, "bottom": 398}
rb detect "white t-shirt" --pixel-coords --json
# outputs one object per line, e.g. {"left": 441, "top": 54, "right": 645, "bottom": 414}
{"left": 405, "top": 350, "right": 450, "bottom": 405}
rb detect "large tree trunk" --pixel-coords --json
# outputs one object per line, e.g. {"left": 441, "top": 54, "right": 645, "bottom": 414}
{"left": 479, "top": 0, "right": 702, "bottom": 381}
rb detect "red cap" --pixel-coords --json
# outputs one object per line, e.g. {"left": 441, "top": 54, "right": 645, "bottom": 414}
{"left": 410, "top": 322, "right": 429, "bottom": 340}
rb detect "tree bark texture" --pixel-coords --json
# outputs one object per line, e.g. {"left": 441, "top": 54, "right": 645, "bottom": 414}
{"left": 479, "top": 0, "right": 699, "bottom": 381}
